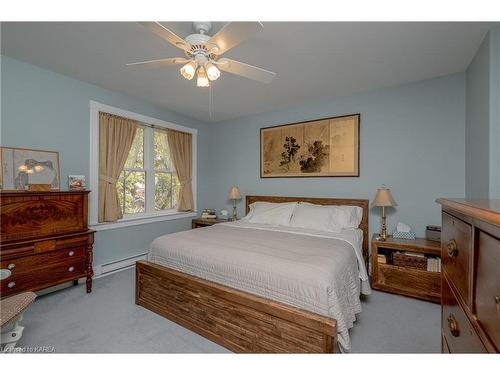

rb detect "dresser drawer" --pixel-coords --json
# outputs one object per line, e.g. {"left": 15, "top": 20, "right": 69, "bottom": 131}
{"left": 1, "top": 246, "right": 86, "bottom": 273}
{"left": 474, "top": 230, "right": 500, "bottom": 351}
{"left": 1, "top": 258, "right": 85, "bottom": 297}
{"left": 442, "top": 212, "right": 471, "bottom": 304}
{"left": 442, "top": 277, "right": 486, "bottom": 353}
{"left": 0, "top": 193, "right": 87, "bottom": 242}
{"left": 441, "top": 334, "right": 451, "bottom": 353}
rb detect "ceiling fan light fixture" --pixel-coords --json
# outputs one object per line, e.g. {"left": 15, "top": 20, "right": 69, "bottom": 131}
{"left": 196, "top": 68, "right": 210, "bottom": 87}
{"left": 180, "top": 61, "right": 197, "bottom": 80}
{"left": 205, "top": 62, "right": 220, "bottom": 81}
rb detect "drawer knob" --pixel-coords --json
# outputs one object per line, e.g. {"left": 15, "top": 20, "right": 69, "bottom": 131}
{"left": 7, "top": 281, "right": 16, "bottom": 288}
{"left": 68, "top": 266, "right": 75, "bottom": 272}
{"left": 68, "top": 251, "right": 75, "bottom": 256}
{"left": 7, "top": 263, "right": 15, "bottom": 270}
{"left": 447, "top": 313, "right": 460, "bottom": 337}
{"left": 446, "top": 239, "right": 459, "bottom": 258}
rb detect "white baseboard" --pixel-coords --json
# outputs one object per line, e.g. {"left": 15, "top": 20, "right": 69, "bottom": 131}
{"left": 93, "top": 251, "right": 148, "bottom": 279}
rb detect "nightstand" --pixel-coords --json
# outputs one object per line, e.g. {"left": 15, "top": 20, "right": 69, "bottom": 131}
{"left": 371, "top": 234, "right": 441, "bottom": 303}
{"left": 192, "top": 218, "right": 229, "bottom": 229}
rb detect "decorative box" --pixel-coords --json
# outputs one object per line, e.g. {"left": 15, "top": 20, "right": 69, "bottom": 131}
{"left": 426, "top": 225, "right": 441, "bottom": 242}
{"left": 393, "top": 252, "right": 427, "bottom": 270}
{"left": 392, "top": 231, "right": 416, "bottom": 240}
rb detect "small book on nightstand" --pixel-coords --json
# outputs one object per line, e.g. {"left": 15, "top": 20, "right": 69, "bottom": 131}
{"left": 201, "top": 208, "right": 217, "bottom": 219}
{"left": 377, "top": 254, "right": 387, "bottom": 264}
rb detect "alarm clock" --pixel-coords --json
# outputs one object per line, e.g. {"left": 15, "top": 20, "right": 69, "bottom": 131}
{"left": 219, "top": 209, "right": 229, "bottom": 220}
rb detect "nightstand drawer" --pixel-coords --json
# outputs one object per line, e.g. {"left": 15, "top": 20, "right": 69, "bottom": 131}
{"left": 442, "top": 212, "right": 471, "bottom": 305}
{"left": 192, "top": 218, "right": 229, "bottom": 229}
{"left": 377, "top": 264, "right": 441, "bottom": 302}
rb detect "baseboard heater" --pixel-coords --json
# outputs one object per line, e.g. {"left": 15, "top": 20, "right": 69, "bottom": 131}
{"left": 96, "top": 252, "right": 148, "bottom": 278}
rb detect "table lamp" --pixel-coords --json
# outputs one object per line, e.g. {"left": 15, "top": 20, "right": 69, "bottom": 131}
{"left": 372, "top": 185, "right": 397, "bottom": 241}
{"left": 228, "top": 186, "right": 241, "bottom": 221}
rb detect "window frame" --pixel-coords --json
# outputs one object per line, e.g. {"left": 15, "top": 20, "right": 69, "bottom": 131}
{"left": 89, "top": 101, "right": 197, "bottom": 231}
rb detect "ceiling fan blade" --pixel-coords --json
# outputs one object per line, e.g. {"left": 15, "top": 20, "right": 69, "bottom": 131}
{"left": 126, "top": 57, "right": 189, "bottom": 69}
{"left": 207, "top": 22, "right": 263, "bottom": 55}
{"left": 139, "top": 22, "right": 191, "bottom": 52}
{"left": 217, "top": 58, "right": 276, "bottom": 84}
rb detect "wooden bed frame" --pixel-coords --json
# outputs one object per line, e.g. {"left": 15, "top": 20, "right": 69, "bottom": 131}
{"left": 135, "top": 195, "right": 369, "bottom": 353}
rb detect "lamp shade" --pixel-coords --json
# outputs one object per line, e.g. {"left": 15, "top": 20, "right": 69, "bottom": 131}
{"left": 228, "top": 186, "right": 241, "bottom": 200}
{"left": 372, "top": 186, "right": 397, "bottom": 207}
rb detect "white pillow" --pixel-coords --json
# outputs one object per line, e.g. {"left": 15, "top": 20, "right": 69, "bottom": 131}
{"left": 246, "top": 201, "right": 297, "bottom": 226}
{"left": 293, "top": 202, "right": 363, "bottom": 230}
{"left": 289, "top": 203, "right": 343, "bottom": 232}
{"left": 335, "top": 205, "right": 363, "bottom": 228}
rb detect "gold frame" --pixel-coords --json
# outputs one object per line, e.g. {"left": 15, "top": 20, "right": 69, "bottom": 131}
{"left": 260, "top": 114, "right": 360, "bottom": 178}
{"left": 0, "top": 146, "right": 61, "bottom": 191}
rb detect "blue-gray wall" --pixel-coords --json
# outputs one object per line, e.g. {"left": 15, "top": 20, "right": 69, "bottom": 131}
{"left": 465, "top": 27, "right": 500, "bottom": 199}
{"left": 489, "top": 28, "right": 500, "bottom": 199}
{"left": 0, "top": 56, "right": 210, "bottom": 265}
{"left": 466, "top": 34, "right": 491, "bottom": 198}
{"left": 206, "top": 73, "right": 466, "bottom": 238}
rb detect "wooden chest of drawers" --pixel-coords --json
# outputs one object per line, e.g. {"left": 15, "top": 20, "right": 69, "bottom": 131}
{"left": 0, "top": 191, "right": 95, "bottom": 297}
{"left": 437, "top": 199, "right": 500, "bottom": 353}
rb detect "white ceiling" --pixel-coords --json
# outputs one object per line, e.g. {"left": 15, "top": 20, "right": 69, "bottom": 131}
{"left": 1, "top": 22, "right": 494, "bottom": 123}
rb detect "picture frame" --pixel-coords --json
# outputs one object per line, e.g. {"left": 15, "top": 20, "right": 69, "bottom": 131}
{"left": 68, "top": 175, "right": 87, "bottom": 190}
{"left": 260, "top": 114, "right": 360, "bottom": 178}
{"left": 0, "top": 146, "right": 60, "bottom": 191}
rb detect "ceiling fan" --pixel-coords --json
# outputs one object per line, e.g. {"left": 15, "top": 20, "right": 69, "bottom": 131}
{"left": 126, "top": 22, "right": 277, "bottom": 87}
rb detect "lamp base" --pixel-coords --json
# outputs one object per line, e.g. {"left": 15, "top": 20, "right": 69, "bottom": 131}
{"left": 232, "top": 204, "right": 237, "bottom": 221}
{"left": 379, "top": 207, "right": 388, "bottom": 240}
{"left": 379, "top": 232, "right": 388, "bottom": 241}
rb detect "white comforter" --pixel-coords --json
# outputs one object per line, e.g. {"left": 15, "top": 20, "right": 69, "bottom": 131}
{"left": 148, "top": 221, "right": 371, "bottom": 351}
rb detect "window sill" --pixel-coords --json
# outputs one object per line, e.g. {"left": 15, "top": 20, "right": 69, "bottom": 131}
{"left": 90, "top": 210, "right": 197, "bottom": 231}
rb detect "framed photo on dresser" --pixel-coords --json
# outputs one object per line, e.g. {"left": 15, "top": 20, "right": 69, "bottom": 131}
{"left": 260, "top": 114, "right": 360, "bottom": 178}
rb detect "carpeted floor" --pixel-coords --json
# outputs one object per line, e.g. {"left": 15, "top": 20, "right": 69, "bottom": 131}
{"left": 15, "top": 268, "right": 440, "bottom": 353}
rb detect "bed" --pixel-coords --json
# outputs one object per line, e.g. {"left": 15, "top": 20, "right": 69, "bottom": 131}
{"left": 135, "top": 195, "right": 369, "bottom": 353}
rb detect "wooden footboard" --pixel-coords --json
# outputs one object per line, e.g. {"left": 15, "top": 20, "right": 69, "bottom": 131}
{"left": 135, "top": 260, "right": 337, "bottom": 353}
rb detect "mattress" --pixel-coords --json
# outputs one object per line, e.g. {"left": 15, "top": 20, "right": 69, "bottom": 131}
{"left": 148, "top": 221, "right": 371, "bottom": 351}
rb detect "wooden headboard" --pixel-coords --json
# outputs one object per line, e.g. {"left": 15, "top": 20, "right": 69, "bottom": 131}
{"left": 245, "top": 195, "right": 369, "bottom": 265}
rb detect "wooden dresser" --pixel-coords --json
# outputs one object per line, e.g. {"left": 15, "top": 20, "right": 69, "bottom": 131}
{"left": 0, "top": 190, "right": 95, "bottom": 297}
{"left": 437, "top": 198, "right": 500, "bottom": 353}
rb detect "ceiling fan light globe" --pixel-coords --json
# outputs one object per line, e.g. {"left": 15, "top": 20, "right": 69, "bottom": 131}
{"left": 206, "top": 63, "right": 221, "bottom": 81}
{"left": 196, "top": 68, "right": 210, "bottom": 87}
{"left": 180, "top": 61, "right": 196, "bottom": 80}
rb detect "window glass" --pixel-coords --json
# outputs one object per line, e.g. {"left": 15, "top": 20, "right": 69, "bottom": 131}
{"left": 155, "top": 172, "right": 177, "bottom": 210}
{"left": 154, "top": 130, "right": 173, "bottom": 171}
{"left": 117, "top": 170, "right": 145, "bottom": 214}
{"left": 124, "top": 127, "right": 144, "bottom": 169}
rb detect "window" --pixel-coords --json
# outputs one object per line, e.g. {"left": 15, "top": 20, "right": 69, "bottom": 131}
{"left": 89, "top": 101, "right": 197, "bottom": 230}
{"left": 116, "top": 127, "right": 180, "bottom": 215}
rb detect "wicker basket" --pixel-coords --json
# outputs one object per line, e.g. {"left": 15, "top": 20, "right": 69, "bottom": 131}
{"left": 393, "top": 252, "right": 427, "bottom": 270}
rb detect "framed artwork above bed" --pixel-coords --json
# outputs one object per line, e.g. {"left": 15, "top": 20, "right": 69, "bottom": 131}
{"left": 260, "top": 114, "right": 360, "bottom": 178}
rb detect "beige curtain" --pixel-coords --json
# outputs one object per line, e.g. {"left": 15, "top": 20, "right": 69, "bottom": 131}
{"left": 167, "top": 129, "right": 193, "bottom": 211}
{"left": 98, "top": 112, "right": 138, "bottom": 222}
